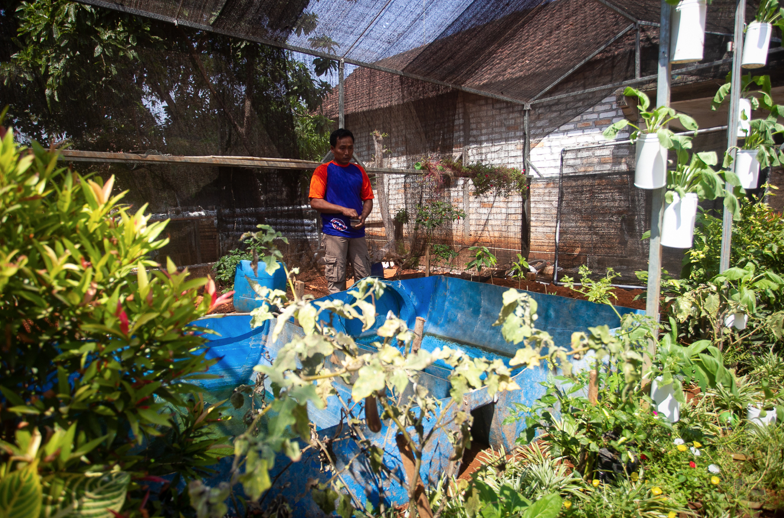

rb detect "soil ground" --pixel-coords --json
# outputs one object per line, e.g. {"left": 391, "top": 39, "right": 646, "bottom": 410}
{"left": 208, "top": 265, "right": 647, "bottom": 314}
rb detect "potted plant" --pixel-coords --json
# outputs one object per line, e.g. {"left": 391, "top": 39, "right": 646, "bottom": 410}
{"left": 747, "top": 380, "right": 783, "bottom": 427}
{"left": 742, "top": 0, "right": 784, "bottom": 68}
{"left": 649, "top": 322, "right": 737, "bottom": 423}
{"left": 712, "top": 73, "right": 773, "bottom": 138}
{"left": 604, "top": 87, "right": 698, "bottom": 190}
{"left": 726, "top": 102, "right": 784, "bottom": 189}
{"left": 227, "top": 224, "right": 288, "bottom": 313}
{"left": 662, "top": 150, "right": 740, "bottom": 248}
{"left": 667, "top": 0, "right": 710, "bottom": 64}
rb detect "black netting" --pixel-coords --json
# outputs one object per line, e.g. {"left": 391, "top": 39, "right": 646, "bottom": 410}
{"left": 554, "top": 129, "right": 729, "bottom": 285}
{"left": 2, "top": 0, "right": 774, "bottom": 276}
{"left": 79, "top": 0, "right": 763, "bottom": 104}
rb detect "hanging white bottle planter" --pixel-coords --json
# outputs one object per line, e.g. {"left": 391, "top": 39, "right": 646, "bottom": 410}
{"left": 742, "top": 22, "right": 772, "bottom": 69}
{"left": 652, "top": 377, "right": 680, "bottom": 423}
{"left": 747, "top": 404, "right": 777, "bottom": 426}
{"left": 635, "top": 134, "right": 668, "bottom": 189}
{"left": 735, "top": 149, "right": 760, "bottom": 189}
{"left": 724, "top": 311, "right": 749, "bottom": 330}
{"left": 662, "top": 192, "right": 699, "bottom": 248}
{"left": 670, "top": 0, "right": 708, "bottom": 64}
{"left": 738, "top": 98, "right": 751, "bottom": 137}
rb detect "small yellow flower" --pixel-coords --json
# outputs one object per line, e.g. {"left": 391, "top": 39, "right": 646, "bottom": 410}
{"left": 631, "top": 472, "right": 639, "bottom": 481}
{"left": 693, "top": 441, "right": 702, "bottom": 448}
{"left": 592, "top": 479, "right": 601, "bottom": 487}
{"left": 677, "top": 444, "right": 688, "bottom": 452}
{"left": 669, "top": 512, "right": 677, "bottom": 518}
{"left": 711, "top": 476, "right": 720, "bottom": 485}
{"left": 564, "top": 501, "right": 572, "bottom": 509}
{"left": 652, "top": 487, "right": 663, "bottom": 496}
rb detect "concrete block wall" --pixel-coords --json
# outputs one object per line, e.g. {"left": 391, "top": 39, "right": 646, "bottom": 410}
{"left": 348, "top": 92, "right": 629, "bottom": 266}
{"left": 529, "top": 96, "right": 628, "bottom": 177}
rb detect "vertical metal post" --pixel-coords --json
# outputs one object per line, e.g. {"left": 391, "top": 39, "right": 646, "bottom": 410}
{"left": 645, "top": 0, "right": 672, "bottom": 323}
{"left": 522, "top": 105, "right": 531, "bottom": 257}
{"left": 339, "top": 59, "right": 345, "bottom": 129}
{"left": 635, "top": 23, "right": 641, "bottom": 79}
{"left": 720, "top": 0, "right": 746, "bottom": 272}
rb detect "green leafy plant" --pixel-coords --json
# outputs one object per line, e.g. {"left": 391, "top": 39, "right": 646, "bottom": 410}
{"left": 666, "top": 150, "right": 741, "bottom": 219}
{"left": 751, "top": 0, "right": 784, "bottom": 25}
{"left": 603, "top": 87, "right": 698, "bottom": 146}
{"left": 432, "top": 243, "right": 459, "bottom": 267}
{"left": 711, "top": 73, "right": 773, "bottom": 113}
{"left": 562, "top": 266, "right": 621, "bottom": 314}
{"left": 0, "top": 123, "right": 229, "bottom": 516}
{"left": 212, "top": 224, "right": 287, "bottom": 289}
{"left": 414, "top": 157, "right": 528, "bottom": 198}
{"left": 727, "top": 104, "right": 784, "bottom": 169}
{"left": 509, "top": 313, "right": 662, "bottom": 479}
{"left": 466, "top": 246, "right": 498, "bottom": 283}
{"left": 651, "top": 320, "right": 737, "bottom": 404}
{"left": 510, "top": 253, "right": 531, "bottom": 289}
{"left": 394, "top": 207, "right": 410, "bottom": 225}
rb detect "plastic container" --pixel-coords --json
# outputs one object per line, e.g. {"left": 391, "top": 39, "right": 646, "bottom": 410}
{"left": 651, "top": 376, "right": 680, "bottom": 423}
{"left": 232, "top": 260, "right": 287, "bottom": 313}
{"left": 742, "top": 22, "right": 772, "bottom": 69}
{"left": 724, "top": 311, "right": 748, "bottom": 330}
{"left": 747, "top": 404, "right": 777, "bottom": 427}
{"left": 370, "top": 262, "right": 384, "bottom": 278}
{"left": 735, "top": 149, "right": 760, "bottom": 189}
{"left": 635, "top": 134, "right": 668, "bottom": 189}
{"left": 662, "top": 192, "right": 699, "bottom": 248}
{"left": 670, "top": 0, "right": 708, "bottom": 64}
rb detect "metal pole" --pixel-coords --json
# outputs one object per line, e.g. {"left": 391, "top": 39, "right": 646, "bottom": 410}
{"left": 720, "top": 0, "right": 746, "bottom": 272}
{"left": 645, "top": 0, "right": 672, "bottom": 323}
{"left": 522, "top": 105, "right": 531, "bottom": 257}
{"left": 339, "top": 59, "right": 345, "bottom": 129}
{"left": 553, "top": 149, "right": 565, "bottom": 284}
{"left": 530, "top": 24, "right": 635, "bottom": 102}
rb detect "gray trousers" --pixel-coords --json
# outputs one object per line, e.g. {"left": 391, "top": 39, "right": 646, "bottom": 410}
{"left": 323, "top": 234, "right": 371, "bottom": 294}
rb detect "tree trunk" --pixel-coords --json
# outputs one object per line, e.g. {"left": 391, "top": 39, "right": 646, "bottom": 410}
{"left": 373, "top": 131, "right": 395, "bottom": 252}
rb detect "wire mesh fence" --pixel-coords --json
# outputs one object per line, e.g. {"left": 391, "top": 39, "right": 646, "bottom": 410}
{"left": 554, "top": 128, "right": 730, "bottom": 285}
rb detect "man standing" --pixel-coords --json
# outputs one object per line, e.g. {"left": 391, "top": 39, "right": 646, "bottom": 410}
{"left": 309, "top": 129, "right": 374, "bottom": 294}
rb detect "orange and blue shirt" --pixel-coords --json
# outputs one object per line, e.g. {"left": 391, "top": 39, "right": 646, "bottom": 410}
{"left": 309, "top": 161, "right": 374, "bottom": 238}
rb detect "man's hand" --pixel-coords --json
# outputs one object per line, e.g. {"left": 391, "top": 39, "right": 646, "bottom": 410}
{"left": 342, "top": 207, "right": 359, "bottom": 218}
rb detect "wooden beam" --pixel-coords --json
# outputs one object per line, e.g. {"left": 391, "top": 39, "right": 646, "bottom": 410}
{"left": 59, "top": 150, "right": 422, "bottom": 175}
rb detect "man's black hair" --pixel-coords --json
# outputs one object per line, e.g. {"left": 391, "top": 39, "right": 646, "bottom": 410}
{"left": 330, "top": 128, "right": 354, "bottom": 147}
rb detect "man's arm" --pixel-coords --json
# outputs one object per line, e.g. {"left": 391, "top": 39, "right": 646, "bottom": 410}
{"left": 310, "top": 198, "right": 358, "bottom": 218}
{"left": 358, "top": 199, "right": 373, "bottom": 226}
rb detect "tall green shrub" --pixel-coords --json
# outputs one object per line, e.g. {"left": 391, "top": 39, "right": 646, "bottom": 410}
{"left": 0, "top": 124, "right": 229, "bottom": 517}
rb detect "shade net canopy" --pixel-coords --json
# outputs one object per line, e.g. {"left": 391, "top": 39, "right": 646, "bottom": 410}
{"left": 79, "top": 0, "right": 759, "bottom": 104}
{"left": 1, "top": 0, "right": 772, "bottom": 273}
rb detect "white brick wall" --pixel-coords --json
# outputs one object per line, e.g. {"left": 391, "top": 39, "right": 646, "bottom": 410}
{"left": 347, "top": 92, "right": 629, "bottom": 263}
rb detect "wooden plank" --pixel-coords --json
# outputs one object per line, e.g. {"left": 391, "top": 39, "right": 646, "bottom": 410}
{"left": 59, "top": 149, "right": 422, "bottom": 175}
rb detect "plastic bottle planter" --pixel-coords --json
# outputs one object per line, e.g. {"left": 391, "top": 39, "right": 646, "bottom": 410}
{"left": 662, "top": 192, "right": 699, "bottom": 248}
{"left": 651, "top": 377, "right": 680, "bottom": 423}
{"left": 735, "top": 149, "right": 760, "bottom": 189}
{"left": 635, "top": 134, "right": 668, "bottom": 189}
{"left": 670, "top": 0, "right": 708, "bottom": 64}
{"left": 742, "top": 22, "right": 772, "bottom": 69}
{"left": 747, "top": 404, "right": 777, "bottom": 427}
{"left": 724, "top": 311, "right": 749, "bottom": 330}
{"left": 233, "top": 259, "right": 287, "bottom": 313}
{"left": 738, "top": 98, "right": 752, "bottom": 138}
